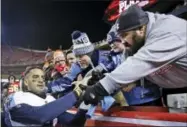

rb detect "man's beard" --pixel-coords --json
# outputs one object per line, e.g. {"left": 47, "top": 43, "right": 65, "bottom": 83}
{"left": 129, "top": 32, "right": 145, "bottom": 55}
{"left": 79, "top": 56, "right": 92, "bottom": 69}
{"left": 80, "top": 64, "right": 89, "bottom": 69}
{"left": 113, "top": 49, "right": 122, "bottom": 53}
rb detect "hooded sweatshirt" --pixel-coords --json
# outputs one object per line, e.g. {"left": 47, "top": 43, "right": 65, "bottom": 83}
{"left": 100, "top": 12, "right": 187, "bottom": 94}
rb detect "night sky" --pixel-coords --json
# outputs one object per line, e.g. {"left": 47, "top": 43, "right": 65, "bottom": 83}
{"left": 1, "top": 0, "right": 111, "bottom": 50}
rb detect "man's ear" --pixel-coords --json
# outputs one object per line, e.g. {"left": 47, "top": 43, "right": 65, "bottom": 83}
{"left": 24, "top": 79, "right": 28, "bottom": 87}
{"left": 140, "top": 25, "right": 146, "bottom": 34}
{"left": 135, "top": 25, "right": 146, "bottom": 36}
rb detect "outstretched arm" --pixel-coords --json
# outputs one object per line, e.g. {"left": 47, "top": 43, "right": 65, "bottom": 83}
{"left": 100, "top": 31, "right": 186, "bottom": 94}
{"left": 48, "top": 63, "right": 82, "bottom": 94}
{"left": 9, "top": 92, "right": 78, "bottom": 125}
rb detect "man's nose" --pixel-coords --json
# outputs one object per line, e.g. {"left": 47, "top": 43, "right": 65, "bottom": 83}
{"left": 38, "top": 77, "right": 44, "bottom": 83}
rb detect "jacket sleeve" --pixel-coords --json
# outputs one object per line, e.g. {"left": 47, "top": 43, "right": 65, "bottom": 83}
{"left": 100, "top": 31, "right": 187, "bottom": 94}
{"left": 97, "top": 51, "right": 116, "bottom": 73}
{"left": 9, "top": 92, "right": 78, "bottom": 125}
{"left": 104, "top": 60, "right": 116, "bottom": 72}
{"left": 48, "top": 63, "right": 82, "bottom": 93}
{"left": 47, "top": 77, "right": 73, "bottom": 94}
{"left": 65, "top": 63, "right": 82, "bottom": 81}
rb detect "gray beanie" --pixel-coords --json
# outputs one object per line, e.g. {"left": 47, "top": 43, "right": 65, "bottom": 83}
{"left": 71, "top": 30, "right": 94, "bottom": 56}
{"left": 116, "top": 5, "right": 149, "bottom": 33}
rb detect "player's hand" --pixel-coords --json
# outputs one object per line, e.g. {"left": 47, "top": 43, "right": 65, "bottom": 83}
{"left": 73, "top": 83, "right": 87, "bottom": 98}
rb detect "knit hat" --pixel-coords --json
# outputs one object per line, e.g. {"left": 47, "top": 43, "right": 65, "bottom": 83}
{"left": 71, "top": 30, "right": 94, "bottom": 56}
{"left": 107, "top": 31, "right": 121, "bottom": 45}
{"left": 116, "top": 5, "right": 149, "bottom": 33}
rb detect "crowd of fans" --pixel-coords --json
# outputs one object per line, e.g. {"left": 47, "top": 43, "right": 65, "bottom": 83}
{"left": 1, "top": 4, "right": 187, "bottom": 127}
{"left": 1, "top": 46, "right": 45, "bottom": 66}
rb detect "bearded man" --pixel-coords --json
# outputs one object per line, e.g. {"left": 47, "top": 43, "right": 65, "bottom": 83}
{"left": 82, "top": 5, "right": 187, "bottom": 107}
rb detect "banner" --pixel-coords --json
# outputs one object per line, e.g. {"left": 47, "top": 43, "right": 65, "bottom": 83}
{"left": 103, "top": 0, "right": 158, "bottom": 24}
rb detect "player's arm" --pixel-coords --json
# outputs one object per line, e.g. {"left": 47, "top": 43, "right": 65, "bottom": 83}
{"left": 9, "top": 92, "right": 79, "bottom": 125}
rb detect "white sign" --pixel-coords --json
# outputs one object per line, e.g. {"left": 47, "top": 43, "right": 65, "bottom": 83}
{"left": 119, "top": 0, "right": 149, "bottom": 14}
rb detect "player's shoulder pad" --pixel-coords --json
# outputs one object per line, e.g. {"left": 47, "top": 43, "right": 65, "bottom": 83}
{"left": 5, "top": 91, "right": 25, "bottom": 109}
{"left": 46, "top": 94, "right": 56, "bottom": 102}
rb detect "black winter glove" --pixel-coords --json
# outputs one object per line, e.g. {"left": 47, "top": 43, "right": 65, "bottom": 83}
{"left": 87, "top": 70, "right": 105, "bottom": 86}
{"left": 83, "top": 82, "right": 109, "bottom": 105}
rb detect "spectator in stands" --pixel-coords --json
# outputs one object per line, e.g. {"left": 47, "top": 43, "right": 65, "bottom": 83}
{"left": 47, "top": 30, "right": 110, "bottom": 96}
{"left": 48, "top": 31, "right": 127, "bottom": 107}
{"left": 3, "top": 66, "right": 87, "bottom": 127}
{"left": 43, "top": 49, "right": 68, "bottom": 83}
{"left": 66, "top": 50, "right": 76, "bottom": 68}
{"left": 1, "top": 82, "right": 9, "bottom": 110}
{"left": 47, "top": 50, "right": 69, "bottom": 98}
{"left": 105, "top": 29, "right": 161, "bottom": 106}
{"left": 52, "top": 50, "right": 69, "bottom": 79}
{"left": 81, "top": 5, "right": 187, "bottom": 107}
{"left": 1, "top": 75, "right": 20, "bottom": 125}
{"left": 7, "top": 75, "right": 20, "bottom": 95}
{"left": 43, "top": 50, "right": 54, "bottom": 82}
{"left": 45, "top": 48, "right": 54, "bottom": 65}
{"left": 1, "top": 75, "right": 19, "bottom": 100}
{"left": 8, "top": 75, "right": 16, "bottom": 84}
{"left": 43, "top": 62, "right": 50, "bottom": 71}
